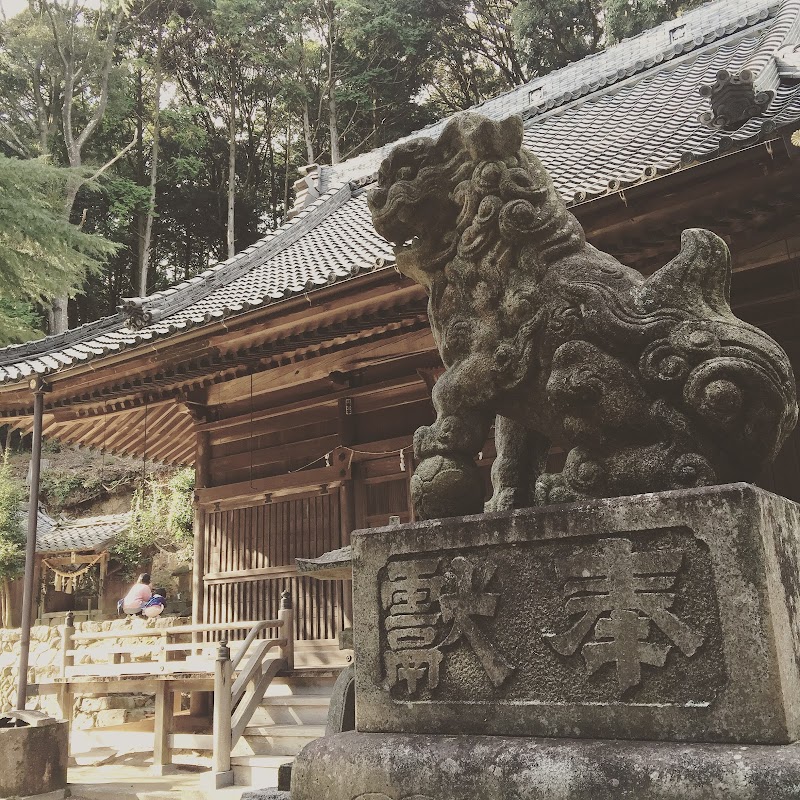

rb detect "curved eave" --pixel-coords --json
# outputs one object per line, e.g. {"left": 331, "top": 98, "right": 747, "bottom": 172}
{"left": 0, "top": 265, "right": 418, "bottom": 408}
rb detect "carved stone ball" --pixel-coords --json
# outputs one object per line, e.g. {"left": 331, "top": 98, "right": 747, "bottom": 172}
{"left": 410, "top": 455, "right": 485, "bottom": 520}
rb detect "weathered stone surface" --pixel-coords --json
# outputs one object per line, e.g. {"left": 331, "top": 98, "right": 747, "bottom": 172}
{"left": 367, "top": 112, "right": 798, "bottom": 519}
{"left": 326, "top": 663, "right": 356, "bottom": 736}
{"left": 0, "top": 720, "right": 68, "bottom": 798}
{"left": 296, "top": 546, "right": 353, "bottom": 581}
{"left": 241, "top": 791, "right": 291, "bottom": 800}
{"left": 352, "top": 483, "right": 800, "bottom": 743}
{"left": 290, "top": 731, "right": 800, "bottom": 800}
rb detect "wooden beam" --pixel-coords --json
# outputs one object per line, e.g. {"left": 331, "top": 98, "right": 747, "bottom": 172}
{"left": 210, "top": 434, "right": 341, "bottom": 476}
{"left": 102, "top": 404, "right": 177, "bottom": 457}
{"left": 145, "top": 415, "right": 196, "bottom": 463}
{"left": 195, "top": 455, "right": 353, "bottom": 508}
{"left": 86, "top": 408, "right": 148, "bottom": 452}
{"left": 204, "top": 565, "right": 298, "bottom": 584}
{"left": 206, "top": 328, "right": 434, "bottom": 407}
{"left": 202, "top": 371, "right": 433, "bottom": 445}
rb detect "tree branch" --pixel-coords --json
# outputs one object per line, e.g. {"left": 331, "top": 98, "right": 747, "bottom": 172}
{"left": 86, "top": 131, "right": 139, "bottom": 182}
{"left": 0, "top": 121, "right": 32, "bottom": 158}
{"left": 75, "top": 6, "right": 125, "bottom": 152}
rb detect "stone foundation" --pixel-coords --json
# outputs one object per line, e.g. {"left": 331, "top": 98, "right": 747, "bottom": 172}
{"left": 286, "top": 484, "right": 800, "bottom": 800}
{"left": 291, "top": 732, "right": 800, "bottom": 800}
{"left": 0, "top": 720, "right": 68, "bottom": 799}
{"left": 353, "top": 483, "right": 800, "bottom": 743}
{"left": 0, "top": 615, "right": 189, "bottom": 725}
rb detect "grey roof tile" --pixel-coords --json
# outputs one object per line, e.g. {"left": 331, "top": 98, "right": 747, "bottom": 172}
{"left": 34, "top": 512, "right": 131, "bottom": 553}
{"left": 0, "top": 0, "right": 798, "bottom": 387}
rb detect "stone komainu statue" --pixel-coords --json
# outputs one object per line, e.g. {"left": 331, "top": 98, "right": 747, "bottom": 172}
{"left": 368, "top": 113, "right": 798, "bottom": 520}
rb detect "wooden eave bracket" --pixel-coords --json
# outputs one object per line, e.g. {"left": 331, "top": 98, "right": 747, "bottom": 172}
{"left": 194, "top": 446, "right": 354, "bottom": 509}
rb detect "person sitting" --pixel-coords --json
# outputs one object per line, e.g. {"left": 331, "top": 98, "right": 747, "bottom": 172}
{"left": 141, "top": 587, "right": 167, "bottom": 618}
{"left": 118, "top": 573, "right": 152, "bottom": 615}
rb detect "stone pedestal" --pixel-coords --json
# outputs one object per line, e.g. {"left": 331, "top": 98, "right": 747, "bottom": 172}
{"left": 292, "top": 732, "right": 800, "bottom": 799}
{"left": 289, "top": 484, "right": 800, "bottom": 799}
{"left": 0, "top": 718, "right": 68, "bottom": 800}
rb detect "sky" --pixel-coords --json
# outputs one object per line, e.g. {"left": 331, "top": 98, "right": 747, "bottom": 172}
{"left": 0, "top": 0, "right": 27, "bottom": 19}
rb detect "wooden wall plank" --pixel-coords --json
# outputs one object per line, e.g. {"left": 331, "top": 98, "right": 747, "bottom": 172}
{"left": 201, "top": 491, "right": 346, "bottom": 641}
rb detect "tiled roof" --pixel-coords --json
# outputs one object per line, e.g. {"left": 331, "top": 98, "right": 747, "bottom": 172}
{"left": 21, "top": 505, "right": 58, "bottom": 538}
{"left": 34, "top": 512, "right": 130, "bottom": 553}
{"left": 319, "top": 0, "right": 790, "bottom": 188}
{"left": 523, "top": 29, "right": 800, "bottom": 202}
{"left": 0, "top": 0, "right": 799, "bottom": 389}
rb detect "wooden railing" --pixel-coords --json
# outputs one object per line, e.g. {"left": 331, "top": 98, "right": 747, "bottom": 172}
{"left": 55, "top": 594, "right": 295, "bottom": 785}
{"left": 211, "top": 590, "right": 294, "bottom": 788}
{"left": 62, "top": 618, "right": 282, "bottom": 677}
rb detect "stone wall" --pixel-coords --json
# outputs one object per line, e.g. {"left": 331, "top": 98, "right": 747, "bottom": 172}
{"left": 0, "top": 615, "right": 190, "bottom": 726}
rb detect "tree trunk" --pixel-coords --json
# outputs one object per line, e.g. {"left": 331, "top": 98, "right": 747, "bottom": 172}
{"left": 372, "top": 85, "right": 379, "bottom": 148}
{"left": 1, "top": 578, "right": 11, "bottom": 629}
{"left": 51, "top": 172, "right": 83, "bottom": 333}
{"left": 302, "top": 101, "right": 314, "bottom": 164}
{"left": 226, "top": 61, "right": 236, "bottom": 259}
{"left": 297, "top": 34, "right": 315, "bottom": 164}
{"left": 325, "top": 1, "right": 340, "bottom": 165}
{"left": 139, "top": 24, "right": 163, "bottom": 297}
{"left": 45, "top": 2, "right": 125, "bottom": 333}
{"left": 283, "top": 122, "right": 291, "bottom": 222}
{"left": 135, "top": 61, "right": 146, "bottom": 294}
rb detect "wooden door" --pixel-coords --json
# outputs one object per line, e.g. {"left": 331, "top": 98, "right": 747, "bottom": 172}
{"left": 202, "top": 492, "right": 350, "bottom": 641}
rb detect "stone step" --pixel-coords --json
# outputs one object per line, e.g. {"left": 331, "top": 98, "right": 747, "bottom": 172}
{"left": 237, "top": 724, "right": 326, "bottom": 756}
{"left": 261, "top": 694, "right": 332, "bottom": 706}
{"left": 230, "top": 755, "right": 292, "bottom": 788}
{"left": 250, "top": 693, "right": 331, "bottom": 726}
{"left": 263, "top": 669, "right": 340, "bottom": 697}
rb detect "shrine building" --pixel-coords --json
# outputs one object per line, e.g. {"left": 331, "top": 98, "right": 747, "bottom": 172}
{"left": 0, "top": 0, "right": 799, "bottom": 667}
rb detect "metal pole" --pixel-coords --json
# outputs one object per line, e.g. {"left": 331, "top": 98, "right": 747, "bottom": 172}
{"left": 16, "top": 381, "right": 45, "bottom": 710}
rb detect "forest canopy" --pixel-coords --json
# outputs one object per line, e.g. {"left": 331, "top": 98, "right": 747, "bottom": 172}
{"left": 0, "top": 0, "right": 702, "bottom": 340}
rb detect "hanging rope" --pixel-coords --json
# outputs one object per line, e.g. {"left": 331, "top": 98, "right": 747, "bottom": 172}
{"left": 287, "top": 444, "right": 414, "bottom": 474}
{"left": 42, "top": 554, "right": 104, "bottom": 595}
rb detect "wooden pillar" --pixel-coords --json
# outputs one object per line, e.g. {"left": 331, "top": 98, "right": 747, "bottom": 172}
{"left": 339, "top": 481, "right": 355, "bottom": 627}
{"left": 17, "top": 380, "right": 45, "bottom": 710}
{"left": 152, "top": 681, "right": 176, "bottom": 776}
{"left": 210, "top": 641, "right": 234, "bottom": 788}
{"left": 192, "top": 430, "right": 211, "bottom": 629}
{"left": 190, "top": 429, "right": 211, "bottom": 717}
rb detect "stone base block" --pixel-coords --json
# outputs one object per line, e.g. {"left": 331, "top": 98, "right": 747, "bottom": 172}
{"left": 291, "top": 731, "right": 800, "bottom": 800}
{"left": 0, "top": 721, "right": 68, "bottom": 799}
{"left": 353, "top": 484, "right": 800, "bottom": 744}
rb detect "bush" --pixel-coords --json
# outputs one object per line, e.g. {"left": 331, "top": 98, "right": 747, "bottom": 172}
{"left": 111, "top": 467, "right": 195, "bottom": 578}
{"left": 0, "top": 451, "right": 25, "bottom": 582}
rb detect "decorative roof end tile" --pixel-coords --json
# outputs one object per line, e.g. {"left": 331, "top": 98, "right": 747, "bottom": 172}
{"left": 698, "top": 68, "right": 774, "bottom": 129}
{"left": 287, "top": 164, "right": 320, "bottom": 220}
{"left": 120, "top": 298, "right": 164, "bottom": 330}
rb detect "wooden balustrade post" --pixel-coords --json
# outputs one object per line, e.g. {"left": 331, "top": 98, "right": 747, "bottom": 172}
{"left": 279, "top": 590, "right": 294, "bottom": 671}
{"left": 56, "top": 611, "right": 75, "bottom": 729}
{"left": 59, "top": 611, "right": 74, "bottom": 678}
{"left": 210, "top": 640, "right": 234, "bottom": 789}
{"left": 152, "top": 681, "right": 176, "bottom": 776}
